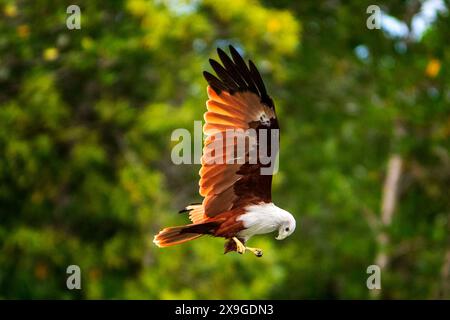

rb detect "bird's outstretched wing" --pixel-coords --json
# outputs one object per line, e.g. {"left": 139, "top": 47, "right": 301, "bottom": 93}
{"left": 195, "top": 45, "right": 279, "bottom": 222}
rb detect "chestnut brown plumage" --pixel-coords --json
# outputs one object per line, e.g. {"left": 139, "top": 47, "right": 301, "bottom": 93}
{"left": 154, "top": 46, "right": 296, "bottom": 257}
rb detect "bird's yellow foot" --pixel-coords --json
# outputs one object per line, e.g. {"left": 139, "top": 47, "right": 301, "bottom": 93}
{"left": 232, "top": 237, "right": 246, "bottom": 254}
{"left": 246, "top": 247, "right": 263, "bottom": 257}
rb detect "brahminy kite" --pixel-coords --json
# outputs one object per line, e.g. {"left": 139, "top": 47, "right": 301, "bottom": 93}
{"left": 153, "top": 46, "right": 296, "bottom": 257}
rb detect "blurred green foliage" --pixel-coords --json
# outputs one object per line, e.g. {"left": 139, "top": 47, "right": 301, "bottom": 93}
{"left": 0, "top": 0, "right": 449, "bottom": 299}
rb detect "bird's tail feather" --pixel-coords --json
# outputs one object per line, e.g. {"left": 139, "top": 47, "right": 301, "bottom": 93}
{"left": 153, "top": 222, "right": 218, "bottom": 247}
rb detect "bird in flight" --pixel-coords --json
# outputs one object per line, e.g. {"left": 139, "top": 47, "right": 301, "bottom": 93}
{"left": 153, "top": 45, "right": 296, "bottom": 257}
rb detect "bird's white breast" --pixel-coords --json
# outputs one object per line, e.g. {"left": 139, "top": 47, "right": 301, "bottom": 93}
{"left": 237, "top": 202, "right": 284, "bottom": 240}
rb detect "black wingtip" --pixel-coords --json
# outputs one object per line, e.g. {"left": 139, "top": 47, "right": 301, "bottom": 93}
{"left": 216, "top": 48, "right": 228, "bottom": 65}
{"left": 217, "top": 47, "right": 226, "bottom": 56}
{"left": 203, "top": 71, "right": 226, "bottom": 93}
{"left": 203, "top": 45, "right": 274, "bottom": 108}
{"left": 202, "top": 70, "right": 211, "bottom": 83}
{"left": 228, "top": 45, "right": 239, "bottom": 56}
{"left": 249, "top": 59, "right": 267, "bottom": 97}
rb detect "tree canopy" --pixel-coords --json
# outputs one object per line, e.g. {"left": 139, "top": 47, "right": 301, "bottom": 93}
{"left": 0, "top": 0, "right": 449, "bottom": 299}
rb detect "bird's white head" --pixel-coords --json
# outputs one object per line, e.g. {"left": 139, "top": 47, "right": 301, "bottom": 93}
{"left": 275, "top": 207, "right": 296, "bottom": 240}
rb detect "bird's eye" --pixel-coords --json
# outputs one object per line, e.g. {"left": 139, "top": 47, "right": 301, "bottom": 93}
{"left": 285, "top": 227, "right": 290, "bottom": 232}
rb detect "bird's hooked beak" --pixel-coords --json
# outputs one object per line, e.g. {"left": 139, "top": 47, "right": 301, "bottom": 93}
{"left": 275, "top": 234, "right": 286, "bottom": 240}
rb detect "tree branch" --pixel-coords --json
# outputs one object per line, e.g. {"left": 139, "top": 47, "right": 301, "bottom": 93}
{"left": 372, "top": 154, "right": 403, "bottom": 298}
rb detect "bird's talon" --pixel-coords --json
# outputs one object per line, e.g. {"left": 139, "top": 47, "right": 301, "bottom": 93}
{"left": 232, "top": 237, "right": 246, "bottom": 254}
{"left": 246, "top": 247, "right": 263, "bottom": 257}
